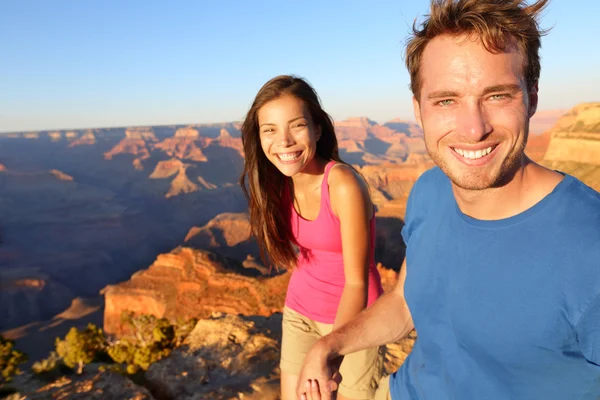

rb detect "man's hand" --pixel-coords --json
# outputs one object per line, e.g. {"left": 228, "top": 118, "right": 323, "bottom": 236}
{"left": 295, "top": 340, "right": 343, "bottom": 400}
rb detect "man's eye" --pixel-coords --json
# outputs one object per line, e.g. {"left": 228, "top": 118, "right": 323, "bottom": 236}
{"left": 437, "top": 99, "right": 454, "bottom": 106}
{"left": 490, "top": 94, "right": 510, "bottom": 100}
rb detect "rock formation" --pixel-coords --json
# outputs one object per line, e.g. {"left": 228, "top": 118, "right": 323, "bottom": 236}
{"left": 8, "top": 312, "right": 415, "bottom": 399}
{"left": 9, "top": 368, "right": 154, "bottom": 399}
{"left": 542, "top": 102, "right": 600, "bottom": 191}
{"left": 125, "top": 127, "right": 157, "bottom": 141}
{"left": 48, "top": 131, "right": 62, "bottom": 141}
{"left": 104, "top": 139, "right": 151, "bottom": 161}
{"left": 68, "top": 130, "right": 96, "bottom": 147}
{"left": 335, "top": 117, "right": 428, "bottom": 165}
{"left": 49, "top": 169, "right": 74, "bottom": 181}
{"left": 153, "top": 137, "right": 208, "bottom": 162}
{"left": 184, "top": 212, "right": 259, "bottom": 262}
{"left": 174, "top": 127, "right": 200, "bottom": 138}
{"left": 102, "top": 247, "right": 290, "bottom": 336}
{"left": 544, "top": 102, "right": 600, "bottom": 165}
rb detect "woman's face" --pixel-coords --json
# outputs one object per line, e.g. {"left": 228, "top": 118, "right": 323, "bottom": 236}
{"left": 257, "top": 94, "right": 321, "bottom": 177}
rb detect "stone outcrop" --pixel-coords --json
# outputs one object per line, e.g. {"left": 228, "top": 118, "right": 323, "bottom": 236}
{"left": 542, "top": 102, "right": 600, "bottom": 190}
{"left": 48, "top": 131, "right": 62, "bottom": 141}
{"left": 8, "top": 312, "right": 415, "bottom": 400}
{"left": 334, "top": 117, "right": 428, "bottom": 165}
{"left": 145, "top": 313, "right": 282, "bottom": 400}
{"left": 125, "top": 127, "right": 157, "bottom": 141}
{"left": 49, "top": 169, "right": 74, "bottom": 181}
{"left": 68, "top": 130, "right": 96, "bottom": 147}
{"left": 360, "top": 162, "right": 434, "bottom": 212}
{"left": 174, "top": 127, "right": 200, "bottom": 138}
{"left": 543, "top": 102, "right": 600, "bottom": 165}
{"left": 23, "top": 132, "right": 39, "bottom": 139}
{"left": 167, "top": 167, "right": 199, "bottom": 198}
{"left": 104, "top": 138, "right": 150, "bottom": 160}
{"left": 8, "top": 368, "right": 154, "bottom": 399}
{"left": 0, "top": 268, "right": 75, "bottom": 331}
{"left": 149, "top": 159, "right": 211, "bottom": 198}
{"left": 209, "top": 128, "right": 244, "bottom": 157}
{"left": 153, "top": 137, "right": 208, "bottom": 162}
{"left": 102, "top": 247, "right": 290, "bottom": 336}
{"left": 184, "top": 212, "right": 259, "bottom": 262}
{"left": 383, "top": 119, "right": 423, "bottom": 137}
{"left": 149, "top": 158, "right": 185, "bottom": 179}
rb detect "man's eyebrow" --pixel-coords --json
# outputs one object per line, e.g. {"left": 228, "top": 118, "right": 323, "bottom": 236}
{"left": 426, "top": 90, "right": 460, "bottom": 100}
{"left": 482, "top": 84, "right": 522, "bottom": 95}
{"left": 425, "top": 84, "right": 522, "bottom": 101}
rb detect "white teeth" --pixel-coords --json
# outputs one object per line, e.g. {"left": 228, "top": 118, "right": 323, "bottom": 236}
{"left": 454, "top": 146, "right": 493, "bottom": 160}
{"left": 278, "top": 152, "right": 300, "bottom": 161}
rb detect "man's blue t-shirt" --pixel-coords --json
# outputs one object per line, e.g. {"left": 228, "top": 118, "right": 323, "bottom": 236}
{"left": 390, "top": 167, "right": 600, "bottom": 400}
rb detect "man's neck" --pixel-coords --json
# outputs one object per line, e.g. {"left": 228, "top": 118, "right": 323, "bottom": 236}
{"left": 452, "top": 159, "right": 563, "bottom": 221}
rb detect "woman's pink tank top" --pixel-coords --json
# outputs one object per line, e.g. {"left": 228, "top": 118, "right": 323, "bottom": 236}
{"left": 285, "top": 161, "right": 383, "bottom": 324}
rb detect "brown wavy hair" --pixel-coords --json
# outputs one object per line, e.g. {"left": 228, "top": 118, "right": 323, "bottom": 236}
{"left": 239, "top": 75, "right": 343, "bottom": 270}
{"left": 406, "top": 0, "right": 549, "bottom": 101}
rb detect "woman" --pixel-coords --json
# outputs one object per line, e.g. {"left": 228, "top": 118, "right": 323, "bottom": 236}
{"left": 239, "top": 75, "right": 384, "bottom": 400}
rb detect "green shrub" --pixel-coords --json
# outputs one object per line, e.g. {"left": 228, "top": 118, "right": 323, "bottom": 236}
{"left": 0, "top": 335, "right": 27, "bottom": 384}
{"left": 106, "top": 312, "right": 196, "bottom": 373}
{"left": 55, "top": 323, "right": 106, "bottom": 374}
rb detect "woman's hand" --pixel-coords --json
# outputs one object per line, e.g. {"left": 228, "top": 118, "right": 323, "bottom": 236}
{"left": 295, "top": 341, "right": 343, "bottom": 400}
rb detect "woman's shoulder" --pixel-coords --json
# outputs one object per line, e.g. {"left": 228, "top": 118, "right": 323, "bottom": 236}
{"left": 327, "top": 163, "right": 371, "bottom": 206}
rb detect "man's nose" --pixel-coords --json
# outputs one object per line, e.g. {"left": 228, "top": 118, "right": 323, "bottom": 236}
{"left": 456, "top": 103, "right": 492, "bottom": 141}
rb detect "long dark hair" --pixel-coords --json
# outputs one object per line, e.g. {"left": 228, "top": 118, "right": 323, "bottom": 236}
{"left": 239, "top": 75, "right": 343, "bottom": 270}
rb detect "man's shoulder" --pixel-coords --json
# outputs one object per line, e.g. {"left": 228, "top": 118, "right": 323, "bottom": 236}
{"left": 412, "top": 166, "right": 448, "bottom": 195}
{"left": 404, "top": 166, "right": 452, "bottom": 225}
{"left": 552, "top": 174, "right": 600, "bottom": 244}
{"left": 559, "top": 174, "right": 600, "bottom": 216}
{"left": 566, "top": 174, "right": 600, "bottom": 202}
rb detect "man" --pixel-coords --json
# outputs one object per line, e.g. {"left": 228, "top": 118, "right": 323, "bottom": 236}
{"left": 296, "top": 0, "right": 600, "bottom": 399}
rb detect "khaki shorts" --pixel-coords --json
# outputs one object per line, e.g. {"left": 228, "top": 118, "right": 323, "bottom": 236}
{"left": 280, "top": 306, "right": 385, "bottom": 399}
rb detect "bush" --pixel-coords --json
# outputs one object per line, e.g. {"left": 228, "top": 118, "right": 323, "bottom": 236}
{"left": 32, "top": 351, "right": 60, "bottom": 375}
{"left": 55, "top": 323, "right": 106, "bottom": 374}
{"left": 0, "top": 335, "right": 27, "bottom": 384}
{"left": 106, "top": 312, "right": 197, "bottom": 373}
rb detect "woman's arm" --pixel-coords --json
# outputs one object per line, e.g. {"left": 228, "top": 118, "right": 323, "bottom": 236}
{"left": 328, "top": 165, "right": 374, "bottom": 330}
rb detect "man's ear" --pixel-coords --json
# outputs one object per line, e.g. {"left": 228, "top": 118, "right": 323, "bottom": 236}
{"left": 413, "top": 96, "right": 423, "bottom": 129}
{"left": 528, "top": 82, "right": 539, "bottom": 119}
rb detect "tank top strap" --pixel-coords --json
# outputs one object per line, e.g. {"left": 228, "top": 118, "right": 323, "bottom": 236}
{"left": 321, "top": 160, "right": 338, "bottom": 217}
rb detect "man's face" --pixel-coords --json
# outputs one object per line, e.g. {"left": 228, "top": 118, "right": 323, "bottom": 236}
{"left": 413, "top": 34, "right": 538, "bottom": 190}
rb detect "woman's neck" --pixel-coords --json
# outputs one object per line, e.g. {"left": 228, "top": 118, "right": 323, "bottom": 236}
{"left": 291, "top": 156, "right": 329, "bottom": 194}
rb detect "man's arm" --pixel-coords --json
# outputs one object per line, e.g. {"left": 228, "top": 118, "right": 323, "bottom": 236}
{"left": 296, "top": 259, "right": 414, "bottom": 399}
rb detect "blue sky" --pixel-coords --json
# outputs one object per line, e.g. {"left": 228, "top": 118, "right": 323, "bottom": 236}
{"left": 1, "top": 0, "right": 598, "bottom": 133}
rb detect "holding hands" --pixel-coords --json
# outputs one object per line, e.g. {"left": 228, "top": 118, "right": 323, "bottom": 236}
{"left": 295, "top": 342, "right": 343, "bottom": 400}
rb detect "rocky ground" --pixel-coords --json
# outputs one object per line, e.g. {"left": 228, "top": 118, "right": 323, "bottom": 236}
{"left": 4, "top": 312, "right": 416, "bottom": 400}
